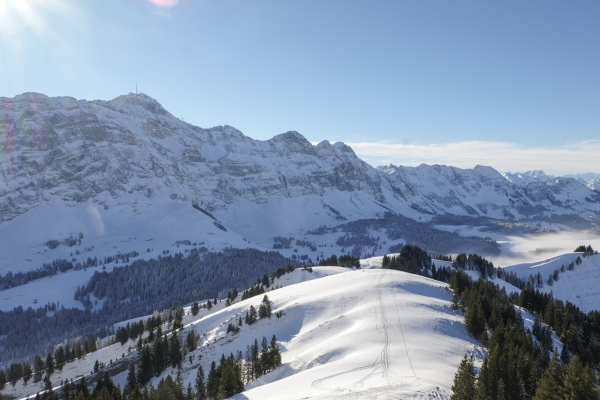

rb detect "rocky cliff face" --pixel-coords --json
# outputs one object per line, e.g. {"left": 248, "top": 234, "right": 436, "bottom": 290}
{"left": 0, "top": 92, "right": 598, "bottom": 226}
{"left": 0, "top": 93, "right": 391, "bottom": 222}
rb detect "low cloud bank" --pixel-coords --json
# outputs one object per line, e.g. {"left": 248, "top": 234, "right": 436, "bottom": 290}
{"left": 348, "top": 140, "right": 600, "bottom": 175}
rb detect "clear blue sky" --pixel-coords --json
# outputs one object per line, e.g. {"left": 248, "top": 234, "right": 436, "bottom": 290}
{"left": 1, "top": 0, "right": 599, "bottom": 173}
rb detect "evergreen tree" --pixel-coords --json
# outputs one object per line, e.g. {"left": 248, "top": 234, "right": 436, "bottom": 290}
{"left": 186, "top": 383, "right": 193, "bottom": 400}
{"left": 260, "top": 336, "right": 270, "bottom": 374}
{"left": 34, "top": 355, "right": 45, "bottom": 383}
{"left": 269, "top": 335, "right": 281, "bottom": 369}
{"left": 186, "top": 331, "right": 198, "bottom": 352}
{"left": 55, "top": 347, "right": 66, "bottom": 371}
{"left": 162, "top": 336, "right": 170, "bottom": 370}
{"left": 195, "top": 365, "right": 206, "bottom": 400}
{"left": 137, "top": 346, "right": 153, "bottom": 386}
{"left": 46, "top": 353, "right": 55, "bottom": 375}
{"left": 124, "top": 364, "right": 137, "bottom": 395}
{"left": 258, "top": 296, "right": 272, "bottom": 319}
{"left": 217, "top": 356, "right": 243, "bottom": 399}
{"left": 464, "top": 302, "right": 485, "bottom": 340}
{"left": 251, "top": 339, "right": 260, "bottom": 381}
{"left": 22, "top": 363, "right": 32, "bottom": 385}
{"left": 153, "top": 335, "right": 165, "bottom": 376}
{"left": 0, "top": 369, "right": 6, "bottom": 389}
{"left": 563, "top": 356, "right": 599, "bottom": 400}
{"left": 42, "top": 376, "right": 59, "bottom": 400}
{"left": 206, "top": 361, "right": 219, "bottom": 400}
{"left": 245, "top": 306, "right": 258, "bottom": 325}
{"left": 450, "top": 356, "right": 476, "bottom": 400}
{"left": 75, "top": 376, "right": 90, "bottom": 399}
{"left": 532, "top": 351, "right": 565, "bottom": 400}
{"left": 191, "top": 302, "right": 200, "bottom": 316}
{"left": 129, "top": 385, "right": 143, "bottom": 400}
{"left": 474, "top": 358, "right": 492, "bottom": 400}
{"left": 176, "top": 370, "right": 185, "bottom": 397}
{"left": 169, "top": 332, "right": 182, "bottom": 367}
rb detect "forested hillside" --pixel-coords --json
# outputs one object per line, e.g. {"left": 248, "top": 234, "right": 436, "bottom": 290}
{"left": 0, "top": 248, "right": 297, "bottom": 363}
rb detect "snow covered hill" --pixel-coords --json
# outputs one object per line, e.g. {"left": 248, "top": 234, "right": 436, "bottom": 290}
{"left": 502, "top": 252, "right": 600, "bottom": 313}
{"left": 1, "top": 267, "right": 485, "bottom": 400}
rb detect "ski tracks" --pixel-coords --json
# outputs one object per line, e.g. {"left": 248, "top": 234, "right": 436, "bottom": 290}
{"left": 311, "top": 270, "right": 420, "bottom": 395}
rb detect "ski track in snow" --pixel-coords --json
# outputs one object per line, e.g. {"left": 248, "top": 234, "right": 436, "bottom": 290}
{"left": 310, "top": 271, "right": 420, "bottom": 395}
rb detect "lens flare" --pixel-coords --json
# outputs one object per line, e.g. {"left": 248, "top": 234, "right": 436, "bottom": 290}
{"left": 149, "top": 0, "right": 179, "bottom": 7}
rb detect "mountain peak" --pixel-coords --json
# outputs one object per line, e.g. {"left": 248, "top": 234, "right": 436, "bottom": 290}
{"left": 110, "top": 92, "right": 170, "bottom": 116}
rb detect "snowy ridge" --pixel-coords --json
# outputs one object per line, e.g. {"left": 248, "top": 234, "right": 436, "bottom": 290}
{"left": 2, "top": 266, "right": 484, "bottom": 400}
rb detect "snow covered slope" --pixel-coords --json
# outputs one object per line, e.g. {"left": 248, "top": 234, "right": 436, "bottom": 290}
{"left": 1, "top": 267, "right": 484, "bottom": 400}
{"left": 502, "top": 253, "right": 600, "bottom": 313}
{"left": 233, "top": 268, "right": 482, "bottom": 400}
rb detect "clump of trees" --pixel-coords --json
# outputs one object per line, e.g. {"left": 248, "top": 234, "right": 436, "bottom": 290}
{"left": 318, "top": 254, "right": 360, "bottom": 268}
{"left": 381, "top": 245, "right": 452, "bottom": 283}
{"left": 382, "top": 245, "right": 431, "bottom": 274}
{"left": 574, "top": 245, "right": 596, "bottom": 255}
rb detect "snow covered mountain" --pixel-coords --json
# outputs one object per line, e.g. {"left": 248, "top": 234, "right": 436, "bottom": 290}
{"left": 503, "top": 171, "right": 600, "bottom": 192}
{"left": 501, "top": 170, "right": 555, "bottom": 186}
{"left": 1, "top": 92, "right": 598, "bottom": 226}
{"left": 1, "top": 91, "right": 599, "bottom": 280}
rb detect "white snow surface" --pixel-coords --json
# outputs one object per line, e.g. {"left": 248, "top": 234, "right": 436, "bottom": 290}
{"left": 3, "top": 267, "right": 484, "bottom": 400}
{"left": 232, "top": 268, "right": 483, "bottom": 400}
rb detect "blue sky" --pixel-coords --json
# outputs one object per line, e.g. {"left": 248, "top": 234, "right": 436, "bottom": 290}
{"left": 1, "top": 0, "right": 598, "bottom": 174}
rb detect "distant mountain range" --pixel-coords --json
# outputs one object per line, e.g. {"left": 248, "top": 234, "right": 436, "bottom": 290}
{"left": 1, "top": 92, "right": 598, "bottom": 227}
{"left": 502, "top": 170, "right": 600, "bottom": 190}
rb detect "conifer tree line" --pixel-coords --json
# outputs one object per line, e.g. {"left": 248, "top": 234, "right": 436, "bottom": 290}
{"left": 240, "top": 265, "right": 295, "bottom": 302}
{"left": 449, "top": 271, "right": 600, "bottom": 400}
{"left": 0, "top": 248, "right": 298, "bottom": 363}
{"left": 575, "top": 245, "right": 597, "bottom": 255}
{"left": 1, "top": 306, "right": 193, "bottom": 388}
{"left": 0, "top": 336, "right": 99, "bottom": 388}
{"left": 450, "top": 247, "right": 596, "bottom": 291}
{"left": 24, "top": 335, "right": 281, "bottom": 400}
{"left": 19, "top": 334, "right": 283, "bottom": 400}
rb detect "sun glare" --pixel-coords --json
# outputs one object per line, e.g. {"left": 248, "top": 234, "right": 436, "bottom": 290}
{"left": 0, "top": 0, "right": 88, "bottom": 72}
{"left": 0, "top": 0, "right": 38, "bottom": 36}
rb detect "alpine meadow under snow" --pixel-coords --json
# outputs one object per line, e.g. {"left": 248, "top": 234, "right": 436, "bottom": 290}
{"left": 0, "top": 92, "right": 599, "bottom": 400}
